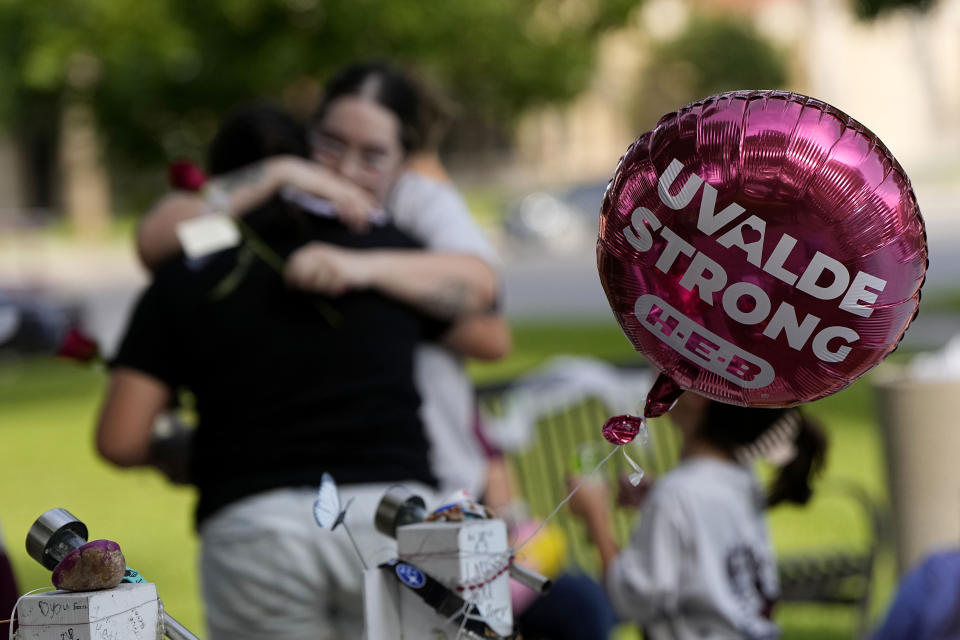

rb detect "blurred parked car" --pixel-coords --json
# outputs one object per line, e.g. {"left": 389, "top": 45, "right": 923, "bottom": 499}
{"left": 0, "top": 290, "right": 78, "bottom": 356}
{"left": 502, "top": 180, "right": 609, "bottom": 254}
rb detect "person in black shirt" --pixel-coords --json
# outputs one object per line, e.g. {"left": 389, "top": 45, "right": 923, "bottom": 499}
{"left": 97, "top": 84, "right": 493, "bottom": 639}
{"left": 112, "top": 192, "right": 445, "bottom": 525}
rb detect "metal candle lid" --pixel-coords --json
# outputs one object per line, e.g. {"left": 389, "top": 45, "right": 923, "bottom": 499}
{"left": 374, "top": 485, "right": 427, "bottom": 538}
{"left": 26, "top": 508, "right": 89, "bottom": 570}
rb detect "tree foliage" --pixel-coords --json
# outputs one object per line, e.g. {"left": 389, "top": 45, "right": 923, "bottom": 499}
{"left": 0, "top": 0, "right": 642, "bottom": 165}
{"left": 853, "top": 0, "right": 933, "bottom": 19}
{"left": 633, "top": 14, "right": 787, "bottom": 130}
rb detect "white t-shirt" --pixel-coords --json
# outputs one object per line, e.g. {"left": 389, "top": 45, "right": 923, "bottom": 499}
{"left": 388, "top": 173, "right": 500, "bottom": 267}
{"left": 607, "top": 457, "right": 780, "bottom": 640}
{"left": 387, "top": 172, "right": 499, "bottom": 498}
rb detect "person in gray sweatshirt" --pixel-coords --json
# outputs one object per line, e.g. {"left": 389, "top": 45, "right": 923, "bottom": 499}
{"left": 570, "top": 392, "right": 827, "bottom": 639}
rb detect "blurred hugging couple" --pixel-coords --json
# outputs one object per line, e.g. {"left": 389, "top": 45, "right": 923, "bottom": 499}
{"left": 99, "top": 60, "right": 511, "bottom": 639}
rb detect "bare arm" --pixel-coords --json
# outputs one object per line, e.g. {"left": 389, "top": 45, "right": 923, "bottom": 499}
{"left": 137, "top": 160, "right": 281, "bottom": 271}
{"left": 441, "top": 313, "right": 511, "bottom": 361}
{"left": 284, "top": 243, "right": 498, "bottom": 319}
{"left": 363, "top": 251, "right": 498, "bottom": 318}
{"left": 581, "top": 506, "right": 621, "bottom": 575}
{"left": 96, "top": 368, "right": 172, "bottom": 467}
{"left": 568, "top": 479, "right": 620, "bottom": 575}
{"left": 136, "top": 157, "right": 380, "bottom": 271}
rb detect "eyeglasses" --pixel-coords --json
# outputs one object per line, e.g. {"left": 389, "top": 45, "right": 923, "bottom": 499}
{"left": 310, "top": 129, "right": 397, "bottom": 176}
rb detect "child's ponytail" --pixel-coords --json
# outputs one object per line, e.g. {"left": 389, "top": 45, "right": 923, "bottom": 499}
{"left": 766, "top": 413, "right": 828, "bottom": 507}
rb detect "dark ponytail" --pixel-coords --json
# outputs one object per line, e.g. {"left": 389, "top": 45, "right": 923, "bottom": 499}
{"left": 698, "top": 402, "right": 828, "bottom": 509}
{"left": 766, "top": 414, "right": 828, "bottom": 508}
{"left": 207, "top": 101, "right": 309, "bottom": 176}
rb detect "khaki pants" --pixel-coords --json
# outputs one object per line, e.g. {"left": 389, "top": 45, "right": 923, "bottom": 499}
{"left": 199, "top": 483, "right": 436, "bottom": 640}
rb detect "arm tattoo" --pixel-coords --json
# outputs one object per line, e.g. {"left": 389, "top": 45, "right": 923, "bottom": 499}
{"left": 418, "top": 280, "right": 474, "bottom": 319}
{"left": 218, "top": 161, "right": 266, "bottom": 193}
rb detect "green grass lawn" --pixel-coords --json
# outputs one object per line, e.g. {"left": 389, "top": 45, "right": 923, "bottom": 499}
{"left": 0, "top": 321, "right": 896, "bottom": 637}
{"left": 0, "top": 359, "right": 203, "bottom": 630}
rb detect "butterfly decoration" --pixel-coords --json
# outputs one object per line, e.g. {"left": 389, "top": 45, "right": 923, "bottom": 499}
{"left": 314, "top": 472, "right": 354, "bottom": 531}
{"left": 313, "top": 473, "right": 367, "bottom": 569}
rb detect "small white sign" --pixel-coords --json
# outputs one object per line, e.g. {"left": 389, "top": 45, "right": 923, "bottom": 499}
{"left": 395, "top": 520, "right": 513, "bottom": 639}
{"left": 176, "top": 215, "right": 241, "bottom": 259}
{"left": 18, "top": 582, "right": 160, "bottom": 640}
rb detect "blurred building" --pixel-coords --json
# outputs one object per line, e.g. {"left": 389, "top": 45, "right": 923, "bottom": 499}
{"left": 498, "top": 0, "right": 960, "bottom": 188}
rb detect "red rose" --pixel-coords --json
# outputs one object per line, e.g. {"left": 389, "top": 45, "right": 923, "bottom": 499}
{"left": 168, "top": 161, "right": 207, "bottom": 192}
{"left": 58, "top": 326, "right": 101, "bottom": 364}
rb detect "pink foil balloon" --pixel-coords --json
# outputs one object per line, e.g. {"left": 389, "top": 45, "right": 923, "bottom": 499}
{"left": 598, "top": 91, "right": 927, "bottom": 413}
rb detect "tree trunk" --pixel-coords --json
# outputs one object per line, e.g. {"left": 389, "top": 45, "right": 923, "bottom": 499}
{"left": 0, "top": 132, "right": 26, "bottom": 216}
{"left": 59, "top": 101, "right": 111, "bottom": 239}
